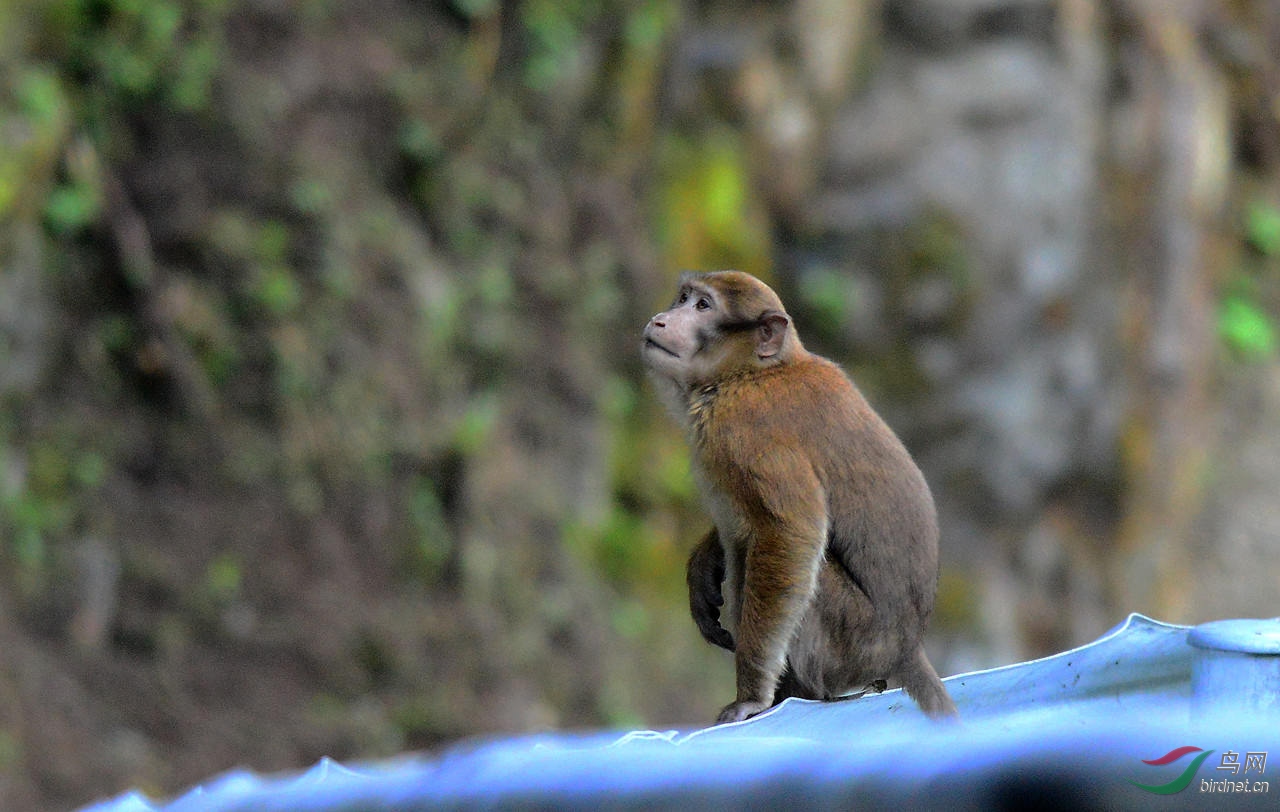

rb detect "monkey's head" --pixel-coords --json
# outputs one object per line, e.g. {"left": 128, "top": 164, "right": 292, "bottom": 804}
{"left": 642, "top": 271, "right": 802, "bottom": 394}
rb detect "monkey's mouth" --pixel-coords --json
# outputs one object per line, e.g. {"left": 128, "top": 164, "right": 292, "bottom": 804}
{"left": 644, "top": 338, "right": 679, "bottom": 358}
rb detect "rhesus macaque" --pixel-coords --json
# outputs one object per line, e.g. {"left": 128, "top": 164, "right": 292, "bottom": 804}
{"left": 642, "top": 270, "right": 957, "bottom": 724}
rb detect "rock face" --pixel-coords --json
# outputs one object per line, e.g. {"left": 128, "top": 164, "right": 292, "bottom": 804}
{"left": 832, "top": 0, "right": 1124, "bottom": 661}
{"left": 675, "top": 0, "right": 1275, "bottom": 664}
{"left": 813, "top": 0, "right": 1112, "bottom": 516}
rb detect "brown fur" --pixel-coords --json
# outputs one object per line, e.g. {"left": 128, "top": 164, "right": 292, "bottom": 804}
{"left": 643, "top": 271, "right": 957, "bottom": 724}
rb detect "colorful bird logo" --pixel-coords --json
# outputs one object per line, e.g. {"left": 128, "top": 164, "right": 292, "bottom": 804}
{"left": 1130, "top": 746, "right": 1214, "bottom": 795}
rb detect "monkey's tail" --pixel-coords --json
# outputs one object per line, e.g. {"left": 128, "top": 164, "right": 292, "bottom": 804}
{"left": 901, "top": 645, "right": 958, "bottom": 719}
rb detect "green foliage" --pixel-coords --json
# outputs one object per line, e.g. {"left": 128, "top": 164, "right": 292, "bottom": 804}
{"left": 1219, "top": 294, "right": 1277, "bottom": 361}
{"left": 2, "top": 488, "right": 64, "bottom": 572}
{"left": 1245, "top": 200, "right": 1280, "bottom": 257}
{"left": 0, "top": 436, "right": 107, "bottom": 585}
{"left": 797, "top": 266, "right": 853, "bottom": 339}
{"left": 14, "top": 69, "right": 68, "bottom": 124}
{"left": 603, "top": 376, "right": 694, "bottom": 507}
{"left": 397, "top": 118, "right": 443, "bottom": 165}
{"left": 698, "top": 152, "right": 745, "bottom": 240}
{"left": 519, "top": 0, "right": 598, "bottom": 92}
{"left": 1222, "top": 198, "right": 1280, "bottom": 362}
{"left": 653, "top": 442, "right": 694, "bottom": 503}
{"left": 453, "top": 394, "right": 500, "bottom": 455}
{"left": 253, "top": 266, "right": 302, "bottom": 316}
{"left": 406, "top": 477, "right": 453, "bottom": 582}
{"left": 1, "top": 1, "right": 231, "bottom": 240}
{"left": 609, "top": 598, "right": 649, "bottom": 640}
{"left": 250, "top": 218, "right": 302, "bottom": 312}
{"left": 204, "top": 552, "right": 242, "bottom": 602}
{"left": 42, "top": 137, "right": 104, "bottom": 234}
{"left": 288, "top": 178, "right": 335, "bottom": 217}
{"left": 599, "top": 375, "right": 636, "bottom": 424}
{"left": 658, "top": 133, "right": 773, "bottom": 278}
{"left": 475, "top": 259, "right": 517, "bottom": 308}
{"left": 0, "top": 69, "right": 73, "bottom": 221}
{"left": 209, "top": 213, "right": 303, "bottom": 317}
{"left": 41, "top": 0, "right": 230, "bottom": 112}
{"left": 622, "top": 0, "right": 672, "bottom": 51}
{"left": 606, "top": 0, "right": 674, "bottom": 156}
{"left": 567, "top": 376, "right": 700, "bottom": 607}
{"left": 566, "top": 507, "right": 648, "bottom": 586}
{"left": 43, "top": 180, "right": 99, "bottom": 233}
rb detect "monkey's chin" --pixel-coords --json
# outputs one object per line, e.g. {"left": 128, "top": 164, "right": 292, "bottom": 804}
{"left": 643, "top": 338, "right": 680, "bottom": 359}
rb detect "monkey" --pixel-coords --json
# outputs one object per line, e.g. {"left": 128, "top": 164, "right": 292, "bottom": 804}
{"left": 642, "top": 270, "right": 957, "bottom": 724}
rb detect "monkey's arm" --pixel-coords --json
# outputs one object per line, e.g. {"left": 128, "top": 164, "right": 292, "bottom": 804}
{"left": 687, "top": 528, "right": 734, "bottom": 651}
{"left": 717, "top": 460, "right": 827, "bottom": 724}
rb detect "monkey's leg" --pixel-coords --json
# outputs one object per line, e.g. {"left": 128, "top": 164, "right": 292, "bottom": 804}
{"left": 770, "top": 666, "right": 812, "bottom": 705}
{"left": 717, "top": 513, "right": 826, "bottom": 724}
{"left": 687, "top": 528, "right": 733, "bottom": 650}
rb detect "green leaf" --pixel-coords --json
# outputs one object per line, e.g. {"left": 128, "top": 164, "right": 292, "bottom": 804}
{"left": 1246, "top": 201, "right": 1280, "bottom": 256}
{"left": 16, "top": 70, "right": 68, "bottom": 125}
{"left": 254, "top": 266, "right": 301, "bottom": 316}
{"left": 1219, "top": 295, "right": 1277, "bottom": 360}
{"left": 43, "top": 183, "right": 100, "bottom": 233}
{"left": 702, "top": 145, "right": 745, "bottom": 238}
{"left": 206, "top": 553, "right": 242, "bottom": 600}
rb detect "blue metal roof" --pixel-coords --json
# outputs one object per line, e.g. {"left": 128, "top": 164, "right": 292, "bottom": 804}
{"left": 81, "top": 614, "right": 1280, "bottom": 810}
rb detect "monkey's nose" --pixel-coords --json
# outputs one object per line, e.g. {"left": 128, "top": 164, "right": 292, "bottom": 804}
{"left": 649, "top": 314, "right": 666, "bottom": 328}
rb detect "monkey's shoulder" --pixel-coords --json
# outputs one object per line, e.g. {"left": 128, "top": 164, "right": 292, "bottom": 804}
{"left": 691, "top": 354, "right": 869, "bottom": 446}
{"left": 731, "top": 355, "right": 864, "bottom": 413}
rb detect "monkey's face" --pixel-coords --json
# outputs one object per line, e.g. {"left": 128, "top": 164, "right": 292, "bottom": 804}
{"left": 643, "top": 281, "right": 717, "bottom": 381}
{"left": 642, "top": 271, "right": 793, "bottom": 392}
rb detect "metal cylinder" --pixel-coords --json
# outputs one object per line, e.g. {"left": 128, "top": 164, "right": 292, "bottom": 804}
{"left": 1188, "top": 618, "right": 1280, "bottom": 719}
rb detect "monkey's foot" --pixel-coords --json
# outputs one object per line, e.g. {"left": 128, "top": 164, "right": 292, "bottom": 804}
{"left": 715, "top": 699, "right": 770, "bottom": 724}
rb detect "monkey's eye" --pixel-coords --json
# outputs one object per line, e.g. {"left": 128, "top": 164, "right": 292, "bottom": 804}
{"left": 695, "top": 297, "right": 711, "bottom": 311}
{"left": 677, "top": 291, "right": 689, "bottom": 304}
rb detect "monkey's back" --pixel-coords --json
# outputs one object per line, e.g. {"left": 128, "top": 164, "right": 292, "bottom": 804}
{"left": 799, "top": 356, "right": 940, "bottom": 624}
{"left": 791, "top": 356, "right": 941, "bottom": 697}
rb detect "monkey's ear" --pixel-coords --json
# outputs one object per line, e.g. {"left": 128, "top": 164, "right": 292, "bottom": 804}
{"left": 755, "top": 311, "right": 790, "bottom": 359}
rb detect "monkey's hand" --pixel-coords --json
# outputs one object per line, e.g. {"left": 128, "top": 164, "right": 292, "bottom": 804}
{"left": 691, "top": 585, "right": 735, "bottom": 651}
{"left": 715, "top": 698, "right": 770, "bottom": 724}
{"left": 688, "top": 529, "right": 734, "bottom": 651}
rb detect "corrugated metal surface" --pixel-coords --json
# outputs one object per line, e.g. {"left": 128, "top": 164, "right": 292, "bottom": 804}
{"left": 81, "top": 614, "right": 1280, "bottom": 810}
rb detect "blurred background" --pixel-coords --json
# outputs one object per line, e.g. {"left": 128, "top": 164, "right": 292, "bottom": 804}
{"left": 3, "top": 0, "right": 1280, "bottom": 807}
